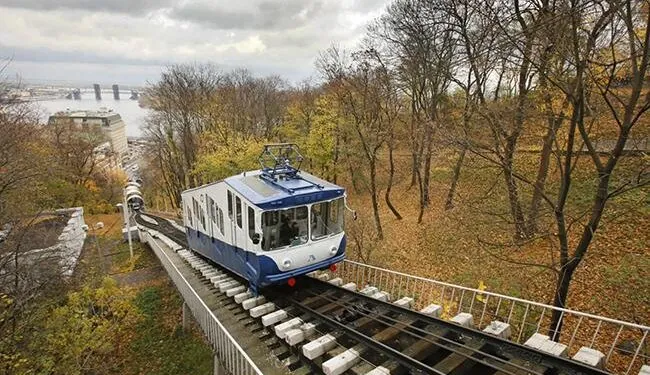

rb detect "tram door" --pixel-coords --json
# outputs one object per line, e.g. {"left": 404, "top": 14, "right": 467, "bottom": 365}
{"left": 246, "top": 206, "right": 256, "bottom": 261}
{"left": 227, "top": 191, "right": 238, "bottom": 249}
{"left": 206, "top": 195, "right": 214, "bottom": 239}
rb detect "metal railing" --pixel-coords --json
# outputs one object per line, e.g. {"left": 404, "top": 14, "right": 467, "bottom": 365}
{"left": 140, "top": 230, "right": 263, "bottom": 375}
{"left": 335, "top": 259, "right": 650, "bottom": 374}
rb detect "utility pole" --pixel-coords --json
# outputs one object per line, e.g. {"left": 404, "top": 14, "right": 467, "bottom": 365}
{"left": 118, "top": 192, "right": 133, "bottom": 259}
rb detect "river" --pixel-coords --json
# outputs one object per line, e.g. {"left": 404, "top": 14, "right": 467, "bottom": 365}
{"left": 36, "top": 96, "right": 149, "bottom": 137}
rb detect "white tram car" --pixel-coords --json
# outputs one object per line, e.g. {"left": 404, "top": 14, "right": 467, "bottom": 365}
{"left": 181, "top": 144, "right": 347, "bottom": 292}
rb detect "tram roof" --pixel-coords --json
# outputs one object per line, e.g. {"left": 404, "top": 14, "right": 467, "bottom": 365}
{"left": 225, "top": 170, "right": 345, "bottom": 210}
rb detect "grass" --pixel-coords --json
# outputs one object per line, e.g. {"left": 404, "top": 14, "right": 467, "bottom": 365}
{"left": 73, "top": 213, "right": 213, "bottom": 374}
{"left": 127, "top": 285, "right": 213, "bottom": 375}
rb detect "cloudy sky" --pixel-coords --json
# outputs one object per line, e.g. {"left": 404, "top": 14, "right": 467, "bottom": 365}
{"left": 0, "top": 0, "right": 389, "bottom": 86}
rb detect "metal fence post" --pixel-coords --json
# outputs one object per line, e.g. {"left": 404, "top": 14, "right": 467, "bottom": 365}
{"left": 182, "top": 301, "right": 190, "bottom": 332}
{"left": 214, "top": 354, "right": 225, "bottom": 375}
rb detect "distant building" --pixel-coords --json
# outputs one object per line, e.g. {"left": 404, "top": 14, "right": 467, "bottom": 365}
{"left": 48, "top": 109, "right": 128, "bottom": 158}
{"left": 92, "top": 141, "right": 121, "bottom": 172}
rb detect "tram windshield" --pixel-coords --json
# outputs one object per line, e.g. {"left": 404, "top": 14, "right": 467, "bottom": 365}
{"left": 261, "top": 206, "right": 308, "bottom": 251}
{"left": 260, "top": 198, "right": 345, "bottom": 251}
{"left": 311, "top": 198, "right": 344, "bottom": 240}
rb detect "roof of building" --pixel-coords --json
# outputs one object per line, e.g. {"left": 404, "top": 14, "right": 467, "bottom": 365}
{"left": 49, "top": 108, "right": 123, "bottom": 122}
{"left": 224, "top": 170, "right": 345, "bottom": 210}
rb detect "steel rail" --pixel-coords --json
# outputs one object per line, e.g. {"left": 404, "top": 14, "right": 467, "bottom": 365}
{"left": 286, "top": 293, "right": 445, "bottom": 375}
{"left": 294, "top": 287, "right": 534, "bottom": 375}
{"left": 304, "top": 278, "right": 609, "bottom": 375}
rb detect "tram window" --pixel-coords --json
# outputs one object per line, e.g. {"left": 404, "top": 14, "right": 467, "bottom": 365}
{"left": 218, "top": 208, "right": 224, "bottom": 235}
{"left": 265, "top": 211, "right": 279, "bottom": 226}
{"left": 248, "top": 206, "right": 255, "bottom": 241}
{"left": 261, "top": 206, "right": 308, "bottom": 251}
{"left": 193, "top": 198, "right": 199, "bottom": 226}
{"left": 311, "top": 198, "right": 344, "bottom": 240}
{"left": 210, "top": 197, "right": 216, "bottom": 223}
{"left": 199, "top": 195, "right": 206, "bottom": 229}
{"left": 236, "top": 196, "right": 242, "bottom": 228}
{"left": 187, "top": 205, "right": 193, "bottom": 226}
{"left": 296, "top": 206, "right": 307, "bottom": 220}
{"left": 227, "top": 191, "right": 233, "bottom": 219}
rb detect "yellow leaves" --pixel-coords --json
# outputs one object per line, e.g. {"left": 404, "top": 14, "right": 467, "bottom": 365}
{"left": 477, "top": 280, "right": 488, "bottom": 303}
{"left": 84, "top": 179, "right": 100, "bottom": 193}
{"left": 33, "top": 277, "right": 141, "bottom": 374}
{"left": 114, "top": 253, "right": 141, "bottom": 274}
{"left": 278, "top": 102, "right": 309, "bottom": 143}
{"left": 441, "top": 302, "right": 457, "bottom": 320}
{"left": 193, "top": 134, "right": 265, "bottom": 181}
{"left": 0, "top": 293, "right": 13, "bottom": 307}
{"left": 304, "top": 94, "right": 344, "bottom": 176}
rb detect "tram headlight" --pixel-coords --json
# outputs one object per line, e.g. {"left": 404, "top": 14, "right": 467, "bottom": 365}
{"left": 330, "top": 246, "right": 338, "bottom": 255}
{"left": 282, "top": 259, "right": 292, "bottom": 269}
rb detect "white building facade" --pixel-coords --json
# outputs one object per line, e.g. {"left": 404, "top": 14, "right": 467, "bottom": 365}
{"left": 48, "top": 109, "right": 128, "bottom": 158}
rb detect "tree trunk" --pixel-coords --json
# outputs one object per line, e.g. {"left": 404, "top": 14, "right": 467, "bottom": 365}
{"left": 416, "top": 167, "right": 425, "bottom": 224}
{"left": 445, "top": 147, "right": 466, "bottom": 210}
{"left": 385, "top": 146, "right": 402, "bottom": 220}
{"left": 333, "top": 134, "right": 340, "bottom": 184}
{"left": 527, "top": 42, "right": 563, "bottom": 235}
{"left": 548, "top": 263, "right": 575, "bottom": 341}
{"left": 409, "top": 98, "right": 418, "bottom": 189}
{"left": 369, "top": 159, "right": 383, "bottom": 239}
{"left": 410, "top": 151, "right": 418, "bottom": 188}
{"left": 502, "top": 159, "right": 527, "bottom": 239}
{"left": 527, "top": 117, "right": 561, "bottom": 234}
{"left": 347, "top": 153, "right": 360, "bottom": 194}
{"left": 421, "top": 123, "right": 434, "bottom": 208}
{"left": 422, "top": 152, "right": 432, "bottom": 207}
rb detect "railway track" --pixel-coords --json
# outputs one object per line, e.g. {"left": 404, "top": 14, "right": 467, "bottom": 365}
{"left": 135, "top": 212, "right": 608, "bottom": 375}
{"left": 135, "top": 213, "right": 189, "bottom": 246}
{"left": 267, "top": 278, "right": 607, "bottom": 375}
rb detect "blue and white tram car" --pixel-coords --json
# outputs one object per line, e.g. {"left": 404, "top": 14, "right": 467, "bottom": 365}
{"left": 181, "top": 145, "right": 347, "bottom": 292}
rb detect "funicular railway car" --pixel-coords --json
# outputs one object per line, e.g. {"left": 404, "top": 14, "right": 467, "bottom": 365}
{"left": 125, "top": 181, "right": 144, "bottom": 211}
{"left": 181, "top": 144, "right": 348, "bottom": 292}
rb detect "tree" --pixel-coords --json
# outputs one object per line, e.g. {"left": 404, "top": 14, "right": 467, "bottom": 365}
{"left": 437, "top": 0, "right": 502, "bottom": 210}
{"left": 47, "top": 118, "right": 109, "bottom": 207}
{"left": 317, "top": 46, "right": 390, "bottom": 239}
{"left": 144, "top": 65, "right": 292, "bottom": 206}
{"left": 31, "top": 278, "right": 139, "bottom": 374}
{"left": 0, "top": 96, "right": 44, "bottom": 223}
{"left": 143, "top": 63, "right": 223, "bottom": 202}
{"left": 305, "top": 94, "right": 342, "bottom": 182}
{"left": 457, "top": 0, "right": 649, "bottom": 339}
{"left": 371, "top": 0, "right": 456, "bottom": 223}
{"left": 542, "top": 0, "right": 650, "bottom": 339}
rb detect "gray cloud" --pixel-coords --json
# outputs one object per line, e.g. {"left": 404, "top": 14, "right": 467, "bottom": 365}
{"left": 0, "top": 0, "right": 391, "bottom": 84}
{"left": 169, "top": 0, "right": 327, "bottom": 31}
{"left": 0, "top": 0, "right": 172, "bottom": 14}
{"left": 0, "top": 43, "right": 168, "bottom": 66}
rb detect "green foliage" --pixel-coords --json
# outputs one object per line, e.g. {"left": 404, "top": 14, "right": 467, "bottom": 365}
{"left": 193, "top": 134, "right": 266, "bottom": 181}
{"left": 128, "top": 286, "right": 212, "bottom": 375}
{"left": 304, "top": 94, "right": 341, "bottom": 179}
{"left": 278, "top": 101, "right": 310, "bottom": 143}
{"left": 30, "top": 277, "right": 140, "bottom": 375}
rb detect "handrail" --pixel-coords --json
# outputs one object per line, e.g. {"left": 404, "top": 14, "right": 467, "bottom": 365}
{"left": 339, "top": 259, "right": 649, "bottom": 374}
{"left": 141, "top": 229, "right": 263, "bottom": 375}
{"left": 342, "top": 259, "right": 649, "bottom": 331}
